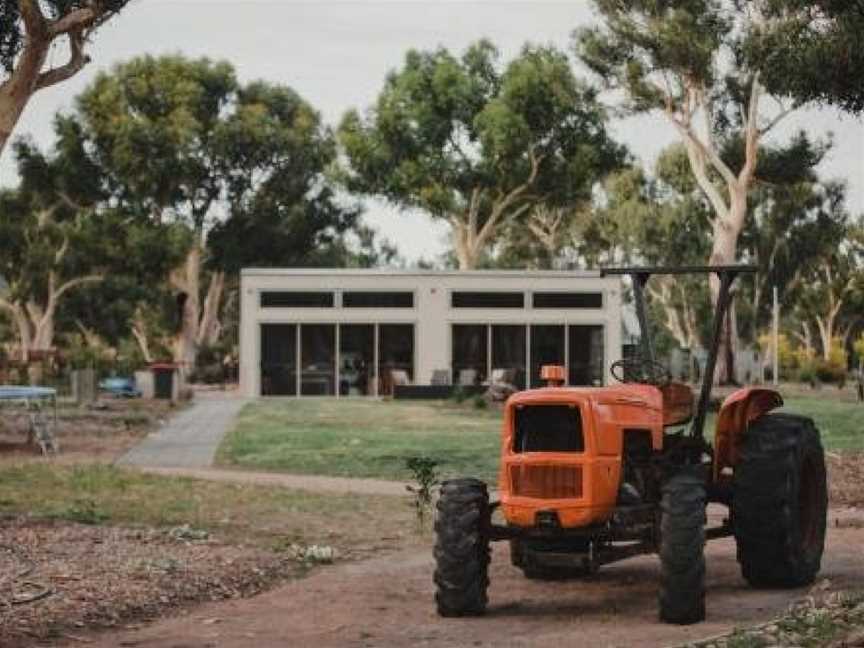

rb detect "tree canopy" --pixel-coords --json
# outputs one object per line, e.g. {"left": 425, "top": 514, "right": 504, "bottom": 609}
{"left": 67, "top": 55, "right": 390, "bottom": 367}
{"left": 0, "top": 120, "right": 185, "bottom": 362}
{"left": 339, "top": 40, "right": 625, "bottom": 268}
{"left": 746, "top": 0, "right": 864, "bottom": 114}
{"left": 573, "top": 0, "right": 838, "bottom": 382}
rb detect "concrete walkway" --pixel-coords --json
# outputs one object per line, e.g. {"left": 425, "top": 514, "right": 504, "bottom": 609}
{"left": 117, "top": 393, "right": 248, "bottom": 468}
{"left": 116, "top": 393, "right": 408, "bottom": 497}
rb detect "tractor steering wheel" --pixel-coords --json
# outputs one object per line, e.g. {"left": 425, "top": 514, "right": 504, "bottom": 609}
{"left": 610, "top": 357, "right": 672, "bottom": 386}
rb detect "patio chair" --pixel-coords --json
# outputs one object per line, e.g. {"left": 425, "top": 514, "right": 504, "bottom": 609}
{"left": 390, "top": 369, "right": 410, "bottom": 386}
{"left": 457, "top": 368, "right": 478, "bottom": 386}
{"left": 431, "top": 369, "right": 451, "bottom": 386}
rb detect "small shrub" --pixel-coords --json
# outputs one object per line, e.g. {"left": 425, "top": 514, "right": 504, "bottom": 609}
{"left": 405, "top": 456, "right": 439, "bottom": 530}
{"left": 54, "top": 498, "right": 110, "bottom": 525}
{"left": 472, "top": 394, "right": 487, "bottom": 409}
{"left": 450, "top": 385, "right": 467, "bottom": 403}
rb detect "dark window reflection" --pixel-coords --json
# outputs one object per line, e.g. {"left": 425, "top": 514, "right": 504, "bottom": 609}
{"left": 339, "top": 324, "right": 374, "bottom": 395}
{"left": 260, "top": 324, "right": 296, "bottom": 395}
{"left": 530, "top": 325, "right": 565, "bottom": 388}
{"left": 378, "top": 324, "right": 414, "bottom": 395}
{"left": 301, "top": 324, "right": 335, "bottom": 395}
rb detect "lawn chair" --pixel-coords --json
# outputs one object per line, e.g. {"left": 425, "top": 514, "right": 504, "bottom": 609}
{"left": 431, "top": 369, "right": 451, "bottom": 386}
{"left": 457, "top": 369, "right": 478, "bottom": 386}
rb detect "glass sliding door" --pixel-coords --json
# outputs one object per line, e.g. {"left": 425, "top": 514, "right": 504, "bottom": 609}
{"left": 568, "top": 325, "right": 605, "bottom": 386}
{"left": 378, "top": 324, "right": 414, "bottom": 395}
{"left": 300, "top": 324, "right": 335, "bottom": 395}
{"left": 491, "top": 325, "right": 526, "bottom": 389}
{"left": 260, "top": 324, "right": 297, "bottom": 396}
{"left": 530, "top": 324, "right": 565, "bottom": 388}
{"left": 339, "top": 324, "right": 374, "bottom": 395}
{"left": 452, "top": 324, "right": 487, "bottom": 386}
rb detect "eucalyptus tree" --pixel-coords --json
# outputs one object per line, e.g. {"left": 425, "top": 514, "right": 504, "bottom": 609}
{"left": 748, "top": 0, "right": 864, "bottom": 114}
{"left": 0, "top": 0, "right": 131, "bottom": 157}
{"left": 339, "top": 40, "right": 625, "bottom": 269}
{"left": 0, "top": 120, "right": 183, "bottom": 361}
{"left": 574, "top": 1, "right": 840, "bottom": 380}
{"left": 74, "top": 56, "right": 351, "bottom": 368}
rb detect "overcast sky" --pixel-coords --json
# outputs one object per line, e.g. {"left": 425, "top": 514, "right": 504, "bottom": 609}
{"left": 2, "top": 0, "right": 862, "bottom": 262}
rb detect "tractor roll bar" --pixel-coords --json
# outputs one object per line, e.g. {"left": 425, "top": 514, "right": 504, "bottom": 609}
{"left": 600, "top": 265, "right": 757, "bottom": 442}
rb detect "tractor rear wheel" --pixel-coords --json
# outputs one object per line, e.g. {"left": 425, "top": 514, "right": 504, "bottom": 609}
{"left": 434, "top": 478, "right": 490, "bottom": 617}
{"left": 733, "top": 414, "right": 827, "bottom": 588}
{"left": 658, "top": 467, "right": 706, "bottom": 625}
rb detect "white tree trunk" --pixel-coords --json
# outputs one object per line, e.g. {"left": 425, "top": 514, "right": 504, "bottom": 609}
{"left": 5, "top": 303, "right": 34, "bottom": 364}
{"left": 171, "top": 243, "right": 202, "bottom": 370}
{"left": 198, "top": 270, "right": 225, "bottom": 348}
{"left": 130, "top": 310, "right": 154, "bottom": 363}
{"left": 170, "top": 242, "right": 226, "bottom": 371}
{"left": 708, "top": 209, "right": 745, "bottom": 384}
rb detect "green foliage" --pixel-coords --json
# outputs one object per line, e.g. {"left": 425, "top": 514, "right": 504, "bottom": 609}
{"left": 746, "top": 0, "right": 864, "bottom": 114}
{"left": 576, "top": 1, "right": 732, "bottom": 113}
{"left": 0, "top": 125, "right": 186, "bottom": 357}
{"left": 472, "top": 394, "right": 488, "bottom": 409}
{"left": 339, "top": 40, "right": 624, "bottom": 266}
{"left": 853, "top": 335, "right": 864, "bottom": 367}
{"left": 404, "top": 456, "right": 439, "bottom": 529}
{"left": 52, "top": 497, "right": 110, "bottom": 525}
{"left": 76, "top": 54, "right": 387, "bottom": 274}
{"left": 816, "top": 338, "right": 849, "bottom": 386}
{"left": 757, "top": 332, "right": 797, "bottom": 374}
{"left": 449, "top": 385, "right": 467, "bottom": 404}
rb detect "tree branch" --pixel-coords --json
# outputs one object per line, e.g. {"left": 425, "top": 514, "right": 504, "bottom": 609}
{"left": 698, "top": 91, "right": 738, "bottom": 188}
{"left": 35, "top": 29, "right": 91, "bottom": 91}
{"left": 0, "top": 296, "right": 19, "bottom": 315}
{"left": 48, "top": 4, "right": 100, "bottom": 36}
{"left": 739, "top": 73, "right": 763, "bottom": 184}
{"left": 18, "top": 0, "right": 48, "bottom": 37}
{"left": 677, "top": 129, "right": 730, "bottom": 221}
{"left": 54, "top": 274, "right": 103, "bottom": 302}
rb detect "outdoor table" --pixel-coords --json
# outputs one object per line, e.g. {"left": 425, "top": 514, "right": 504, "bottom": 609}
{"left": 0, "top": 386, "right": 59, "bottom": 455}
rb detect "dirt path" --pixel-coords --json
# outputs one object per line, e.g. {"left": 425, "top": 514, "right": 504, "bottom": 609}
{"left": 129, "top": 465, "right": 407, "bottom": 496}
{"left": 65, "top": 517, "right": 864, "bottom": 648}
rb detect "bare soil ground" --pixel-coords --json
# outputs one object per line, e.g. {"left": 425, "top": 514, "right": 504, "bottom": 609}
{"left": 0, "top": 519, "right": 301, "bottom": 647}
{"left": 0, "top": 399, "right": 180, "bottom": 464}
{"left": 828, "top": 452, "right": 864, "bottom": 507}
{"left": 59, "top": 509, "right": 864, "bottom": 648}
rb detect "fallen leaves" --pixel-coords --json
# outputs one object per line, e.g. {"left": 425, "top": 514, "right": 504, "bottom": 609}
{"left": 0, "top": 517, "right": 301, "bottom": 646}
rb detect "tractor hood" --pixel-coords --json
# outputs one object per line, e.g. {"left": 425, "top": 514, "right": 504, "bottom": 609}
{"left": 506, "top": 383, "right": 663, "bottom": 412}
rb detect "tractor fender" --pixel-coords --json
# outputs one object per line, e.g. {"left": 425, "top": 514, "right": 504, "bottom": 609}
{"left": 713, "top": 387, "right": 784, "bottom": 481}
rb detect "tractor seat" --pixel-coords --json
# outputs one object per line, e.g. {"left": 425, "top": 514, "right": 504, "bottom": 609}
{"left": 660, "top": 382, "right": 694, "bottom": 427}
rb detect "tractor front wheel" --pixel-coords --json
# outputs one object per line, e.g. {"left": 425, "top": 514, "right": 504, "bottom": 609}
{"left": 434, "top": 478, "right": 491, "bottom": 617}
{"left": 658, "top": 467, "right": 707, "bottom": 625}
{"left": 733, "top": 414, "right": 827, "bottom": 588}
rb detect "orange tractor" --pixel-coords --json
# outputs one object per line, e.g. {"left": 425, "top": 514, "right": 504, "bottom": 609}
{"left": 434, "top": 266, "right": 827, "bottom": 624}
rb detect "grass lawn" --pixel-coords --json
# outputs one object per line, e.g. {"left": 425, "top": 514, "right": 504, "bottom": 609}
{"left": 218, "top": 399, "right": 502, "bottom": 481}
{"left": 218, "top": 392, "right": 864, "bottom": 482}
{"left": 777, "top": 394, "right": 864, "bottom": 451}
{"left": 0, "top": 463, "right": 418, "bottom": 553}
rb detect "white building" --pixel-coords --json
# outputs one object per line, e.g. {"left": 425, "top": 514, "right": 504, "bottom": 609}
{"left": 239, "top": 269, "right": 622, "bottom": 398}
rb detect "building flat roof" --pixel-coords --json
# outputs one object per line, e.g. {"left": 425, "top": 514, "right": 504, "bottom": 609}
{"left": 241, "top": 267, "right": 605, "bottom": 278}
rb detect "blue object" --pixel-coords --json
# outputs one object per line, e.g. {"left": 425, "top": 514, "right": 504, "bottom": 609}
{"left": 0, "top": 386, "right": 57, "bottom": 400}
{"left": 98, "top": 377, "right": 142, "bottom": 398}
